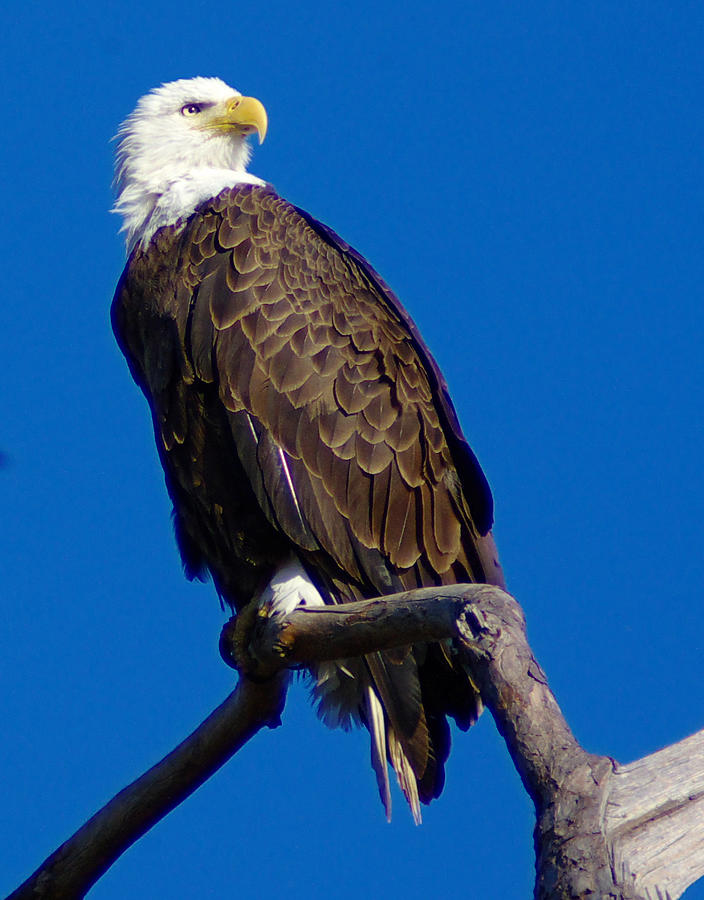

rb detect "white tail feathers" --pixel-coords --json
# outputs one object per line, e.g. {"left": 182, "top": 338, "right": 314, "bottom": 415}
{"left": 388, "top": 727, "right": 422, "bottom": 825}
{"left": 364, "top": 683, "right": 422, "bottom": 825}
{"left": 312, "top": 637, "right": 427, "bottom": 823}
{"left": 365, "top": 685, "right": 392, "bottom": 820}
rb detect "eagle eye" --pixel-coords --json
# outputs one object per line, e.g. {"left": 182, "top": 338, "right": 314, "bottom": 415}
{"left": 181, "top": 104, "right": 202, "bottom": 116}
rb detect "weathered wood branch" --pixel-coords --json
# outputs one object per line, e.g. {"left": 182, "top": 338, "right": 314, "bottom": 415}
{"left": 218, "top": 585, "right": 473, "bottom": 676}
{"left": 6, "top": 674, "right": 288, "bottom": 900}
{"left": 7, "top": 586, "right": 704, "bottom": 899}
{"left": 606, "top": 729, "right": 704, "bottom": 899}
{"left": 222, "top": 585, "right": 704, "bottom": 899}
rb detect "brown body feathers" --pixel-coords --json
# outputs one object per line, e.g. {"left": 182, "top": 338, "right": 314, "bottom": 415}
{"left": 113, "top": 184, "right": 504, "bottom": 818}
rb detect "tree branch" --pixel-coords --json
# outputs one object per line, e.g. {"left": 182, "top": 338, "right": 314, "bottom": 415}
{"left": 223, "top": 585, "right": 704, "bottom": 899}
{"left": 7, "top": 674, "right": 288, "bottom": 900}
{"left": 8, "top": 585, "right": 704, "bottom": 899}
{"left": 606, "top": 729, "right": 704, "bottom": 899}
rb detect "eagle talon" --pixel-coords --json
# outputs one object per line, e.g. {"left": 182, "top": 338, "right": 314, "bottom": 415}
{"left": 219, "top": 603, "right": 269, "bottom": 677}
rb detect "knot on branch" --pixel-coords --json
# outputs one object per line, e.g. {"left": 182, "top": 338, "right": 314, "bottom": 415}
{"left": 454, "top": 586, "right": 527, "bottom": 659}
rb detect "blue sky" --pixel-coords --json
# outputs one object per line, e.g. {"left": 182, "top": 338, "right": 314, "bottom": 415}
{"left": 1, "top": 1, "right": 703, "bottom": 897}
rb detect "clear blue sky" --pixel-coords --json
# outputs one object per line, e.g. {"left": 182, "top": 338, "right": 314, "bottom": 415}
{"left": 1, "top": 2, "right": 703, "bottom": 897}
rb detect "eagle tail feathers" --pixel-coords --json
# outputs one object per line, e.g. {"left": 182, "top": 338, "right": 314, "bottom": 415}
{"left": 387, "top": 726, "right": 422, "bottom": 825}
{"left": 314, "top": 657, "right": 426, "bottom": 823}
{"left": 364, "top": 651, "right": 431, "bottom": 823}
{"left": 364, "top": 683, "right": 392, "bottom": 821}
{"left": 365, "top": 677, "right": 423, "bottom": 824}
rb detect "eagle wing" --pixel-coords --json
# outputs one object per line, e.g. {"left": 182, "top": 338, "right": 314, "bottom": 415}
{"left": 182, "top": 187, "right": 499, "bottom": 583}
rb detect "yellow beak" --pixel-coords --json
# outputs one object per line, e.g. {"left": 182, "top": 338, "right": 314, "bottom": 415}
{"left": 213, "top": 95, "right": 268, "bottom": 143}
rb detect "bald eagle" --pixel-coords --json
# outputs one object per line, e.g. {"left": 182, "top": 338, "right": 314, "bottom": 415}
{"left": 112, "top": 77, "right": 504, "bottom": 822}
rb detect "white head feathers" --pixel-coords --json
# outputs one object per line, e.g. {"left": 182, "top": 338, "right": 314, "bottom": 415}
{"left": 113, "top": 77, "right": 266, "bottom": 252}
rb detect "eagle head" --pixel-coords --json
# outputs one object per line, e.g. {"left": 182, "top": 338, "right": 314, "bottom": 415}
{"left": 113, "top": 77, "right": 268, "bottom": 251}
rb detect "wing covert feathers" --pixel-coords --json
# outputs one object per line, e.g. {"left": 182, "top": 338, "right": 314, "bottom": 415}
{"left": 112, "top": 184, "right": 505, "bottom": 820}
{"left": 186, "top": 187, "right": 494, "bottom": 586}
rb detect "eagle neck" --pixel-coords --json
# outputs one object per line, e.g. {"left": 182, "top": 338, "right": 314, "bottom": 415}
{"left": 114, "top": 167, "right": 266, "bottom": 253}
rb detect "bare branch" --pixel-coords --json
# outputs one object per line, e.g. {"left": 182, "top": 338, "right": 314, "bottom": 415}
{"left": 222, "top": 585, "right": 592, "bottom": 806}
{"left": 7, "top": 674, "right": 288, "bottom": 900}
{"left": 221, "top": 586, "right": 623, "bottom": 895}
{"left": 449, "top": 588, "right": 623, "bottom": 899}
{"left": 606, "top": 728, "right": 704, "bottom": 900}
{"left": 224, "top": 585, "right": 704, "bottom": 899}
{"left": 9, "top": 585, "right": 704, "bottom": 899}
{"left": 220, "top": 585, "right": 484, "bottom": 676}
